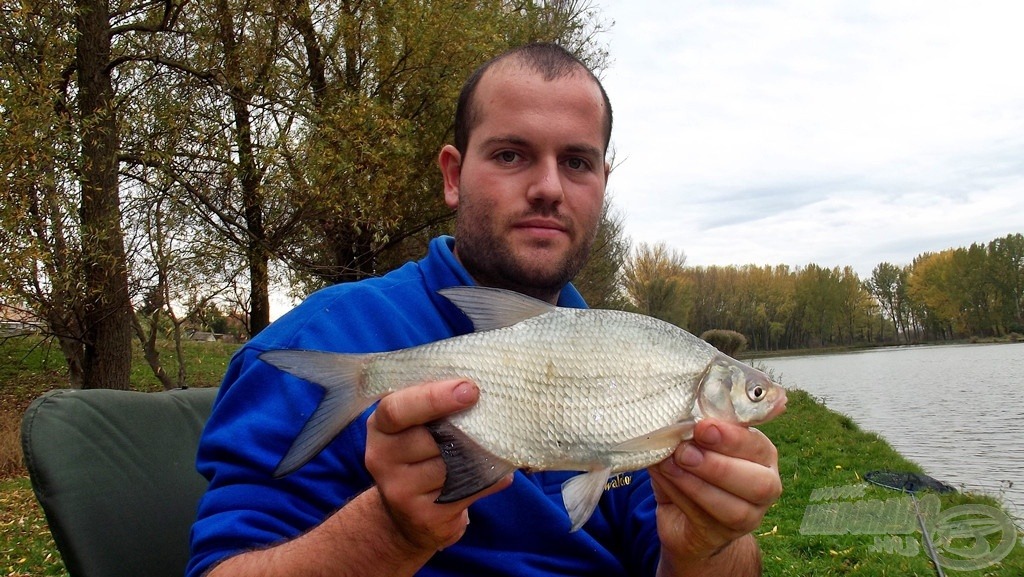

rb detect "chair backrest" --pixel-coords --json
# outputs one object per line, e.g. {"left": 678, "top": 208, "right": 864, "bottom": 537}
{"left": 21, "top": 387, "right": 218, "bottom": 577}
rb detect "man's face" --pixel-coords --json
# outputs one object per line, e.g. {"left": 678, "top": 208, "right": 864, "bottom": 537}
{"left": 439, "top": 62, "right": 609, "bottom": 303}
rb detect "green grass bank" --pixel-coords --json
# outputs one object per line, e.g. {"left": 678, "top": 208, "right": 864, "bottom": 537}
{"left": 1, "top": 336, "right": 1022, "bottom": 576}
{"left": 756, "top": 389, "right": 1023, "bottom": 575}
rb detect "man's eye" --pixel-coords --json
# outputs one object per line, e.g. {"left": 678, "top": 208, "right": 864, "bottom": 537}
{"left": 566, "top": 157, "right": 589, "bottom": 171}
{"left": 497, "top": 151, "right": 518, "bottom": 163}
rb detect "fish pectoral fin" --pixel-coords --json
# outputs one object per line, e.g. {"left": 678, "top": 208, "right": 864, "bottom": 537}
{"left": 437, "top": 286, "right": 555, "bottom": 332}
{"left": 427, "top": 420, "right": 516, "bottom": 504}
{"left": 611, "top": 419, "right": 697, "bottom": 453}
{"left": 561, "top": 467, "right": 613, "bottom": 532}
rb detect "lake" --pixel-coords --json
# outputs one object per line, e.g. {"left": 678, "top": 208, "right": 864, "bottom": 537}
{"left": 760, "top": 342, "right": 1024, "bottom": 522}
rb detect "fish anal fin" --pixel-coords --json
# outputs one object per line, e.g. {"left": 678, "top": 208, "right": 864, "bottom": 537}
{"left": 438, "top": 286, "right": 555, "bottom": 332}
{"left": 611, "top": 419, "right": 697, "bottom": 453}
{"left": 428, "top": 421, "right": 516, "bottom": 503}
{"left": 561, "top": 467, "right": 613, "bottom": 532}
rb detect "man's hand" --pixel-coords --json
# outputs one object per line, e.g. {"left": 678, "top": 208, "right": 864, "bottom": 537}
{"left": 649, "top": 419, "right": 781, "bottom": 575}
{"left": 365, "top": 379, "right": 513, "bottom": 553}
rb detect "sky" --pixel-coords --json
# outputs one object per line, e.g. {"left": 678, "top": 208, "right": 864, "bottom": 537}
{"left": 597, "top": 0, "right": 1024, "bottom": 278}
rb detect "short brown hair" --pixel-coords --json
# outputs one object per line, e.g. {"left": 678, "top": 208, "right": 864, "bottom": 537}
{"left": 453, "top": 43, "right": 612, "bottom": 156}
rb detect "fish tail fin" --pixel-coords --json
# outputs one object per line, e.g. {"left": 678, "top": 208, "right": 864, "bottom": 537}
{"left": 259, "top": 349, "right": 375, "bottom": 477}
{"left": 427, "top": 421, "right": 516, "bottom": 503}
{"left": 561, "top": 466, "right": 613, "bottom": 531}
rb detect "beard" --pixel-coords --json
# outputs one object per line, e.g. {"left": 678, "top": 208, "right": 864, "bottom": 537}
{"left": 453, "top": 200, "right": 596, "bottom": 302}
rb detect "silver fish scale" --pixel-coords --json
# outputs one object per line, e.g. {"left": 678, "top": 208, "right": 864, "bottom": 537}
{"left": 362, "top": 307, "right": 719, "bottom": 473}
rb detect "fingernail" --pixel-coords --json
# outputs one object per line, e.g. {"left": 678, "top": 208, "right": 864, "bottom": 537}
{"left": 453, "top": 381, "right": 478, "bottom": 405}
{"left": 699, "top": 424, "right": 722, "bottom": 446}
{"left": 677, "top": 443, "right": 703, "bottom": 468}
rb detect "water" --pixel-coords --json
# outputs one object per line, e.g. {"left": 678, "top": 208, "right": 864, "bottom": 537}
{"left": 761, "top": 342, "right": 1024, "bottom": 522}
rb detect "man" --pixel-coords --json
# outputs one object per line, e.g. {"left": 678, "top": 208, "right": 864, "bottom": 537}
{"left": 187, "top": 42, "right": 782, "bottom": 577}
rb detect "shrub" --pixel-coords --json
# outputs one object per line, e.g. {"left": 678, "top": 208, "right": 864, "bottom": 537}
{"left": 700, "top": 329, "right": 748, "bottom": 356}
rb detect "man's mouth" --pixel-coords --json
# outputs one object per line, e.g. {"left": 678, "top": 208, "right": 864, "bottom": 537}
{"left": 514, "top": 218, "right": 569, "bottom": 238}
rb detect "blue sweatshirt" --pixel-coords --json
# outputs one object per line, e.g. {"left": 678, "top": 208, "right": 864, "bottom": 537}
{"left": 187, "top": 236, "right": 662, "bottom": 577}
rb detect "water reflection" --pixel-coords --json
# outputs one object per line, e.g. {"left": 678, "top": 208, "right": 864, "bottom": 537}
{"left": 762, "top": 342, "right": 1024, "bottom": 522}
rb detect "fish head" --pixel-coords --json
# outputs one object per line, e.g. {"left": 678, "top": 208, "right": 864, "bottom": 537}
{"left": 697, "top": 354, "right": 787, "bottom": 425}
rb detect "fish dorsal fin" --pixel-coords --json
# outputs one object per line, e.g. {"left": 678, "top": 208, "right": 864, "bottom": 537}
{"left": 610, "top": 419, "right": 697, "bottom": 453}
{"left": 561, "top": 466, "right": 613, "bottom": 531}
{"left": 427, "top": 420, "right": 516, "bottom": 503}
{"left": 438, "top": 286, "right": 556, "bottom": 332}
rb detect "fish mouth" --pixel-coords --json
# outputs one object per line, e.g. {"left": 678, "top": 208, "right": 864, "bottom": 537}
{"left": 768, "top": 389, "right": 788, "bottom": 419}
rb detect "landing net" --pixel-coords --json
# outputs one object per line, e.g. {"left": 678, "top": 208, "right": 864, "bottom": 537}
{"left": 865, "top": 470, "right": 957, "bottom": 494}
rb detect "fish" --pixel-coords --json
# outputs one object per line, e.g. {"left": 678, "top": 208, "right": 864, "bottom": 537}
{"left": 260, "top": 286, "right": 788, "bottom": 531}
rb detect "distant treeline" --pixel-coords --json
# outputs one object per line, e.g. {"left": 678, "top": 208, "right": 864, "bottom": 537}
{"left": 618, "top": 233, "right": 1024, "bottom": 351}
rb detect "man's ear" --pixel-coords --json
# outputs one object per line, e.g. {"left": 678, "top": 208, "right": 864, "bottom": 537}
{"left": 438, "top": 144, "right": 462, "bottom": 209}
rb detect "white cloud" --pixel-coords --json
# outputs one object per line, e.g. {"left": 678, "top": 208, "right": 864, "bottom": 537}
{"left": 600, "top": 0, "right": 1024, "bottom": 276}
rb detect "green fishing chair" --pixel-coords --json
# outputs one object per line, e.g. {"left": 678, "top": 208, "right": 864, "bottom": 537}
{"left": 20, "top": 387, "right": 218, "bottom": 577}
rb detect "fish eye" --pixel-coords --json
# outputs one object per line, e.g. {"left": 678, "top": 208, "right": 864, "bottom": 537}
{"left": 748, "top": 385, "right": 766, "bottom": 402}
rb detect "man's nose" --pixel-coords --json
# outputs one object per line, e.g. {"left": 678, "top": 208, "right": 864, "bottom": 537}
{"left": 526, "top": 158, "right": 564, "bottom": 205}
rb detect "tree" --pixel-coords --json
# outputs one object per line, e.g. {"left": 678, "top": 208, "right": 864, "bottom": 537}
{"left": 121, "top": 0, "right": 301, "bottom": 338}
{"left": 622, "top": 242, "right": 690, "bottom": 327}
{"left": 685, "top": 266, "right": 730, "bottom": 337}
{"left": 0, "top": 1, "right": 87, "bottom": 385}
{"left": 868, "top": 262, "right": 909, "bottom": 343}
{"left": 951, "top": 243, "right": 999, "bottom": 337}
{"left": 2, "top": 0, "right": 182, "bottom": 388}
{"left": 835, "top": 266, "right": 871, "bottom": 345}
{"left": 74, "top": 0, "right": 138, "bottom": 389}
{"left": 988, "top": 233, "right": 1024, "bottom": 332}
{"left": 131, "top": 184, "right": 243, "bottom": 389}
{"left": 791, "top": 265, "right": 838, "bottom": 347}
{"left": 907, "top": 251, "right": 958, "bottom": 339}
{"left": 572, "top": 197, "right": 630, "bottom": 309}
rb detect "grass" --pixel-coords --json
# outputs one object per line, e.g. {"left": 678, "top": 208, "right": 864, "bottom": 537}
{"left": 1, "top": 335, "right": 1022, "bottom": 576}
{"left": 1, "top": 337, "right": 66, "bottom": 480}
{"left": 1, "top": 478, "right": 63, "bottom": 576}
{"left": 756, "top": 388, "right": 1024, "bottom": 576}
